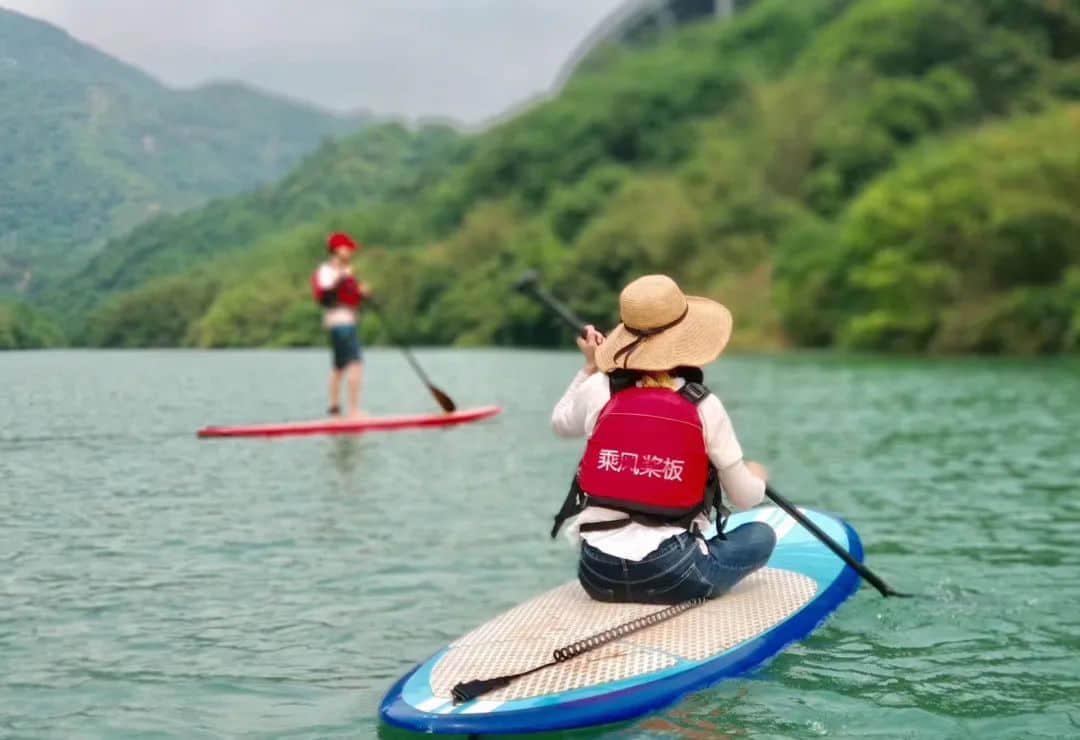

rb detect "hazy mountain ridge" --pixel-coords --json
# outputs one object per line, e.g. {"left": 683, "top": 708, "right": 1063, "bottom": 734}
{"left": 0, "top": 7, "right": 366, "bottom": 296}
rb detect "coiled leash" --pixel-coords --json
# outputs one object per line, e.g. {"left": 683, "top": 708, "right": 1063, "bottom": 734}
{"left": 451, "top": 597, "right": 707, "bottom": 704}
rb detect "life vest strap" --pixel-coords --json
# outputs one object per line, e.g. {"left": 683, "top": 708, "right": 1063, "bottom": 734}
{"left": 550, "top": 475, "right": 586, "bottom": 538}
{"left": 577, "top": 518, "right": 633, "bottom": 533}
{"left": 679, "top": 381, "right": 708, "bottom": 405}
{"left": 577, "top": 508, "right": 703, "bottom": 534}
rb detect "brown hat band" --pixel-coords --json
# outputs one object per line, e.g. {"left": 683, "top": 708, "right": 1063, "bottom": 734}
{"left": 611, "top": 304, "right": 690, "bottom": 369}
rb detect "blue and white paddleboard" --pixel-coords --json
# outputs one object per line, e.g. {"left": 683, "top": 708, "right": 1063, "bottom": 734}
{"left": 379, "top": 506, "right": 863, "bottom": 735}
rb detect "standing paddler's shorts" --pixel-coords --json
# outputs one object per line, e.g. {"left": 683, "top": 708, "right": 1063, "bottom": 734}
{"left": 328, "top": 324, "right": 362, "bottom": 369}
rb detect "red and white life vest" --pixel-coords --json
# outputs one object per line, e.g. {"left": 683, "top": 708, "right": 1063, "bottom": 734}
{"left": 577, "top": 386, "right": 710, "bottom": 520}
{"left": 311, "top": 268, "right": 363, "bottom": 308}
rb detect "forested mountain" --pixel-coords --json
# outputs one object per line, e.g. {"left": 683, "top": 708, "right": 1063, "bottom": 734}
{"left": 18, "top": 0, "right": 1080, "bottom": 354}
{"left": 0, "top": 7, "right": 364, "bottom": 300}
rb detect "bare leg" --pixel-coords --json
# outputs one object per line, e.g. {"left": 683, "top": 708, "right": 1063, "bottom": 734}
{"left": 329, "top": 368, "right": 343, "bottom": 414}
{"left": 346, "top": 360, "right": 364, "bottom": 417}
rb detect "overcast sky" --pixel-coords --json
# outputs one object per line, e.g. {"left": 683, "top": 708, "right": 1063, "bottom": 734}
{"left": 3, "top": 0, "right": 626, "bottom": 122}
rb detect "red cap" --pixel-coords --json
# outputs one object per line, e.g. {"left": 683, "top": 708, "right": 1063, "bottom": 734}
{"left": 327, "top": 232, "right": 358, "bottom": 253}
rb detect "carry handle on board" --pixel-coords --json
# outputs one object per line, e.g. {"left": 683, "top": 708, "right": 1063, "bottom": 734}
{"left": 512, "top": 270, "right": 912, "bottom": 599}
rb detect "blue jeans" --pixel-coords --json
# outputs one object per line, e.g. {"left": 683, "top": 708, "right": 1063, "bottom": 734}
{"left": 578, "top": 522, "right": 777, "bottom": 604}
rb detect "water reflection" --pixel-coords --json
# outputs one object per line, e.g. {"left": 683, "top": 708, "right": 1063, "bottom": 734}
{"left": 328, "top": 434, "right": 366, "bottom": 476}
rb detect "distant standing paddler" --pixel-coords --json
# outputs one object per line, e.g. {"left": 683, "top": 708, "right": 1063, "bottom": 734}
{"left": 311, "top": 232, "right": 371, "bottom": 417}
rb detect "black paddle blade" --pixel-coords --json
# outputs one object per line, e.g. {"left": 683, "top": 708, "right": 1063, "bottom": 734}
{"left": 451, "top": 676, "right": 513, "bottom": 704}
{"left": 429, "top": 384, "right": 456, "bottom": 413}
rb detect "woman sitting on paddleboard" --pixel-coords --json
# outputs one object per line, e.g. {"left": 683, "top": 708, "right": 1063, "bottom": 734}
{"left": 551, "top": 274, "right": 775, "bottom": 604}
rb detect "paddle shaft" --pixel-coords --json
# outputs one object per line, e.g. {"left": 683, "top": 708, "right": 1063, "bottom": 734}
{"left": 365, "top": 298, "right": 456, "bottom": 413}
{"left": 514, "top": 271, "right": 910, "bottom": 598}
{"left": 515, "top": 274, "right": 587, "bottom": 338}
{"left": 765, "top": 485, "right": 909, "bottom": 597}
{"left": 399, "top": 345, "right": 432, "bottom": 386}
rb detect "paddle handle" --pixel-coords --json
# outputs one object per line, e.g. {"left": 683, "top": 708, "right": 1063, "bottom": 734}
{"left": 514, "top": 273, "right": 587, "bottom": 337}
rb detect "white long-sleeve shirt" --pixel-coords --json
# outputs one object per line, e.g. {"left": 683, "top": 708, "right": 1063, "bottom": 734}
{"left": 551, "top": 369, "right": 765, "bottom": 561}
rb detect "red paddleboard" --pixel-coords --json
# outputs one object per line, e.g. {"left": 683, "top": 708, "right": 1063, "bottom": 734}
{"left": 197, "top": 405, "right": 501, "bottom": 439}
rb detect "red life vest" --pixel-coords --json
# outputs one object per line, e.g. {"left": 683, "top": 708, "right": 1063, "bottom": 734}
{"left": 336, "top": 276, "right": 363, "bottom": 307}
{"left": 549, "top": 374, "right": 726, "bottom": 538}
{"left": 311, "top": 267, "right": 363, "bottom": 309}
{"left": 577, "top": 385, "right": 711, "bottom": 520}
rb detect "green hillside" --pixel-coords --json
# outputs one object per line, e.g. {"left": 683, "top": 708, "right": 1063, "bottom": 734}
{"left": 56, "top": 122, "right": 469, "bottom": 336}
{"left": 776, "top": 107, "right": 1080, "bottom": 353}
{"left": 0, "top": 301, "right": 63, "bottom": 349}
{"left": 0, "top": 8, "right": 364, "bottom": 296}
{"left": 43, "top": 0, "right": 1080, "bottom": 353}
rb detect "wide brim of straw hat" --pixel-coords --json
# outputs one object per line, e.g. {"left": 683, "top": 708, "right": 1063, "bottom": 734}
{"left": 595, "top": 295, "right": 732, "bottom": 373}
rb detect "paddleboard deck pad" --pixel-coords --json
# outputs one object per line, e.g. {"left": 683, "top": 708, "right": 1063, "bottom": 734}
{"left": 196, "top": 405, "right": 501, "bottom": 438}
{"left": 380, "top": 506, "right": 863, "bottom": 735}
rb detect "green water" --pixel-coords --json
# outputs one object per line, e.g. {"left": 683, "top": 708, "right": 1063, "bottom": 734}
{"left": 2, "top": 349, "right": 1078, "bottom": 739}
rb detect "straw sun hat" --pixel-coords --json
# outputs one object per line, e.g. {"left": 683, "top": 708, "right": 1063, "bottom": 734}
{"left": 595, "top": 275, "right": 733, "bottom": 373}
